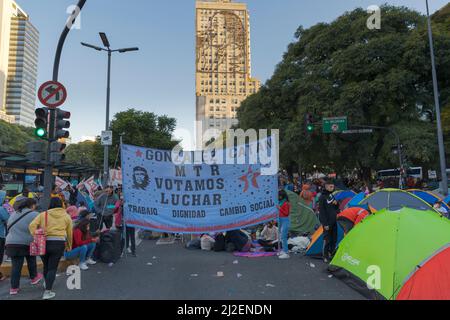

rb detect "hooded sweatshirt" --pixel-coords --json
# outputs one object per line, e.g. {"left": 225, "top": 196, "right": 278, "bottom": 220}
{"left": 0, "top": 191, "right": 11, "bottom": 239}
{"left": 29, "top": 208, "right": 73, "bottom": 251}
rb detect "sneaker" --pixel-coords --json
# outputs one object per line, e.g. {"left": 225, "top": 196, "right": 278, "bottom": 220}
{"left": 86, "top": 258, "right": 97, "bottom": 265}
{"left": 279, "top": 253, "right": 290, "bottom": 259}
{"left": 30, "top": 273, "right": 43, "bottom": 285}
{"left": 79, "top": 263, "right": 89, "bottom": 271}
{"left": 42, "top": 290, "right": 56, "bottom": 300}
{"left": 323, "top": 257, "right": 330, "bottom": 264}
{"left": 130, "top": 252, "right": 137, "bottom": 258}
{"left": 10, "top": 288, "right": 19, "bottom": 296}
{"left": 127, "top": 247, "right": 132, "bottom": 254}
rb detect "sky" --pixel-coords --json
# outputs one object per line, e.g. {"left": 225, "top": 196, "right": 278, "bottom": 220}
{"left": 15, "top": 0, "right": 449, "bottom": 149}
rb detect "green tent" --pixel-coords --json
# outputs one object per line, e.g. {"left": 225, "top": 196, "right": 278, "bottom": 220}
{"left": 287, "top": 191, "right": 319, "bottom": 236}
{"left": 330, "top": 208, "right": 450, "bottom": 300}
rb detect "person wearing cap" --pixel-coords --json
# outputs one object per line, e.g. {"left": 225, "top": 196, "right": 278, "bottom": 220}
{"left": 318, "top": 180, "right": 340, "bottom": 263}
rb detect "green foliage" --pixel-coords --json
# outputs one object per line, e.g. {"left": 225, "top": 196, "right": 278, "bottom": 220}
{"left": 65, "top": 109, "right": 178, "bottom": 167}
{"left": 238, "top": 5, "right": 450, "bottom": 176}
{"left": 0, "top": 120, "right": 36, "bottom": 153}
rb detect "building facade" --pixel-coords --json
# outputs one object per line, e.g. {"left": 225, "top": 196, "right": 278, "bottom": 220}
{"left": 0, "top": 0, "right": 39, "bottom": 127}
{"left": 195, "top": 0, "right": 260, "bottom": 147}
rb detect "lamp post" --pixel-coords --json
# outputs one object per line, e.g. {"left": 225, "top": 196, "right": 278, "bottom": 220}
{"left": 425, "top": 0, "right": 448, "bottom": 196}
{"left": 81, "top": 33, "right": 139, "bottom": 187}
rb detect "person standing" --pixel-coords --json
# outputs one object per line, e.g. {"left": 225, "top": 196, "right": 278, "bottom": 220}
{"left": 94, "top": 186, "right": 117, "bottom": 230}
{"left": 278, "top": 190, "right": 291, "bottom": 259}
{"left": 0, "top": 191, "right": 10, "bottom": 282}
{"left": 5, "top": 198, "right": 43, "bottom": 295}
{"left": 318, "top": 181, "right": 340, "bottom": 263}
{"left": 29, "top": 197, "right": 73, "bottom": 300}
{"left": 114, "top": 191, "right": 136, "bottom": 257}
{"left": 300, "top": 184, "right": 314, "bottom": 208}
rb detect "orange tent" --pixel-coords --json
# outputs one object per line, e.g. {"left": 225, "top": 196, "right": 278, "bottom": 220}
{"left": 397, "top": 245, "right": 450, "bottom": 300}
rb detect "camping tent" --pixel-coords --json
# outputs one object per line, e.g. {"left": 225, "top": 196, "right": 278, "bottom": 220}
{"left": 347, "top": 193, "right": 366, "bottom": 208}
{"left": 330, "top": 208, "right": 450, "bottom": 300}
{"left": 358, "top": 189, "right": 434, "bottom": 212}
{"left": 397, "top": 244, "right": 450, "bottom": 300}
{"left": 408, "top": 189, "right": 450, "bottom": 212}
{"left": 305, "top": 224, "right": 344, "bottom": 257}
{"left": 287, "top": 191, "right": 319, "bottom": 236}
{"left": 334, "top": 190, "right": 357, "bottom": 211}
{"left": 445, "top": 195, "right": 450, "bottom": 205}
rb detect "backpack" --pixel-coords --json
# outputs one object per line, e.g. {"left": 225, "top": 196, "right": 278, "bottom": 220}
{"left": 213, "top": 233, "right": 226, "bottom": 252}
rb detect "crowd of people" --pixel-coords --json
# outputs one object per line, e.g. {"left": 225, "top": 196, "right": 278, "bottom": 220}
{"left": 0, "top": 183, "right": 135, "bottom": 300}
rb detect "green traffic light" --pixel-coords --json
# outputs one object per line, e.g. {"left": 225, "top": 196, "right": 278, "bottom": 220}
{"left": 307, "top": 125, "right": 314, "bottom": 132}
{"left": 35, "top": 128, "right": 47, "bottom": 138}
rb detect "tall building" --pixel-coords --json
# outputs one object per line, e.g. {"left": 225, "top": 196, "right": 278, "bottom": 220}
{"left": 0, "top": 0, "right": 39, "bottom": 127}
{"left": 195, "top": 0, "right": 260, "bottom": 147}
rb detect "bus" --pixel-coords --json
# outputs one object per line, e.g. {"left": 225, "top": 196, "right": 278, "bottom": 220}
{"left": 377, "top": 167, "right": 423, "bottom": 180}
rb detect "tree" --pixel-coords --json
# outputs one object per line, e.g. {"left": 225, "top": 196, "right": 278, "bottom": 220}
{"left": 0, "top": 120, "right": 36, "bottom": 153}
{"left": 66, "top": 109, "right": 179, "bottom": 168}
{"left": 64, "top": 140, "right": 103, "bottom": 167}
{"left": 238, "top": 5, "right": 450, "bottom": 181}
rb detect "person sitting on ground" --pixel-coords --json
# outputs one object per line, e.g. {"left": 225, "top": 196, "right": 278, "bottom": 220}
{"left": 433, "top": 201, "right": 449, "bottom": 218}
{"left": 258, "top": 221, "right": 279, "bottom": 251}
{"left": 5, "top": 198, "right": 43, "bottom": 295}
{"left": 200, "top": 233, "right": 216, "bottom": 251}
{"left": 336, "top": 206, "right": 370, "bottom": 235}
{"left": 225, "top": 230, "right": 252, "bottom": 252}
{"left": 64, "top": 218, "right": 98, "bottom": 271}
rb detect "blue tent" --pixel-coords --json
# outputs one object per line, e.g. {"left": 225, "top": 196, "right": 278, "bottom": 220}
{"left": 346, "top": 192, "right": 366, "bottom": 208}
{"left": 305, "top": 224, "right": 345, "bottom": 257}
{"left": 445, "top": 195, "right": 450, "bottom": 205}
{"left": 334, "top": 190, "right": 357, "bottom": 201}
{"left": 409, "top": 189, "right": 450, "bottom": 212}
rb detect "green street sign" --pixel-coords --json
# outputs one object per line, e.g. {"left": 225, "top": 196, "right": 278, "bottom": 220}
{"left": 323, "top": 117, "right": 348, "bottom": 134}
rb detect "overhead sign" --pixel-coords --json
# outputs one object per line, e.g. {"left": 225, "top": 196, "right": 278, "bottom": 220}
{"left": 121, "top": 142, "right": 278, "bottom": 234}
{"left": 38, "top": 81, "right": 67, "bottom": 108}
{"left": 323, "top": 117, "right": 348, "bottom": 134}
{"left": 101, "top": 131, "right": 113, "bottom": 146}
{"left": 342, "top": 129, "right": 374, "bottom": 134}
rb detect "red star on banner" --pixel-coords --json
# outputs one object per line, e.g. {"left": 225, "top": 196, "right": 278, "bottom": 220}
{"left": 136, "top": 150, "right": 143, "bottom": 158}
{"left": 239, "top": 167, "right": 261, "bottom": 193}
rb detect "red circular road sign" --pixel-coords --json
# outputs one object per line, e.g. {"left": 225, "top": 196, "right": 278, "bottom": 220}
{"left": 38, "top": 81, "right": 67, "bottom": 108}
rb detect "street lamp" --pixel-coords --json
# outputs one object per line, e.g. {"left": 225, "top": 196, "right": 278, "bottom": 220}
{"left": 425, "top": 0, "right": 448, "bottom": 196}
{"left": 81, "top": 33, "right": 139, "bottom": 187}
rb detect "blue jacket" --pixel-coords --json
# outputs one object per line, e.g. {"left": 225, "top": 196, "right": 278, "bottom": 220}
{"left": 0, "top": 191, "right": 10, "bottom": 238}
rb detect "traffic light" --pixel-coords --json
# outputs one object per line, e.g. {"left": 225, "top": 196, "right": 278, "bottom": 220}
{"left": 26, "top": 141, "right": 46, "bottom": 162}
{"left": 305, "top": 113, "right": 314, "bottom": 133}
{"left": 55, "top": 109, "right": 71, "bottom": 139}
{"left": 34, "top": 108, "right": 48, "bottom": 139}
{"left": 49, "top": 141, "right": 66, "bottom": 164}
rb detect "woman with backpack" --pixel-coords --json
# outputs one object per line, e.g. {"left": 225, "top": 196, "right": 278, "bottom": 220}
{"left": 29, "top": 197, "right": 73, "bottom": 300}
{"left": 5, "top": 198, "right": 43, "bottom": 295}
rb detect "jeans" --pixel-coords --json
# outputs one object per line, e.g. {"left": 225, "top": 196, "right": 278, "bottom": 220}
{"left": 279, "top": 217, "right": 290, "bottom": 254}
{"left": 41, "top": 241, "right": 65, "bottom": 291}
{"left": 64, "top": 242, "right": 96, "bottom": 263}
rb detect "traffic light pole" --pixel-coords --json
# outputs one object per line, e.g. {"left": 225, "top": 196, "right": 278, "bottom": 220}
{"left": 41, "top": 0, "right": 88, "bottom": 210}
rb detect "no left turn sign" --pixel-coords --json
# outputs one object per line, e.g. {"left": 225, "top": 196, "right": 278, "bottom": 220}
{"left": 38, "top": 81, "right": 67, "bottom": 108}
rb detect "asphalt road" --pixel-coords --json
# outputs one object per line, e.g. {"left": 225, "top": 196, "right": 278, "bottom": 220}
{"left": 0, "top": 240, "right": 364, "bottom": 300}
